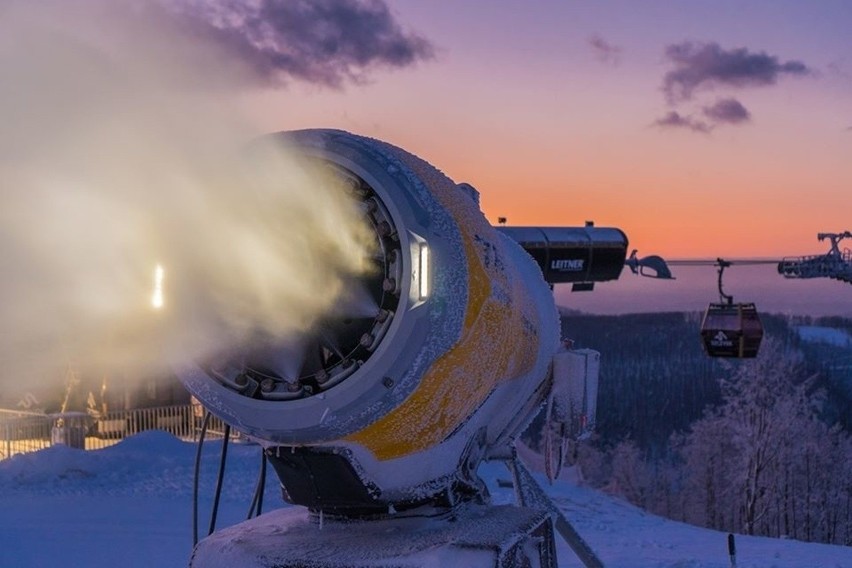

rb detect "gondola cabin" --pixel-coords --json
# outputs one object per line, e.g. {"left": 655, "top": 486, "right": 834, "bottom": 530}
{"left": 700, "top": 302, "right": 763, "bottom": 358}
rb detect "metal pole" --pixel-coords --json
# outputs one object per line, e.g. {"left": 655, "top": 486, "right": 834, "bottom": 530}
{"left": 716, "top": 258, "right": 733, "bottom": 305}
{"left": 507, "top": 453, "right": 605, "bottom": 568}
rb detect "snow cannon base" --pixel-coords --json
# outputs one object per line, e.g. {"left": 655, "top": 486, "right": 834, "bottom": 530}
{"left": 189, "top": 504, "right": 556, "bottom": 568}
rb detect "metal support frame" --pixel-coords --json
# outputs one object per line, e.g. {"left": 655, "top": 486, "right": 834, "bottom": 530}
{"left": 504, "top": 447, "right": 605, "bottom": 568}
{"left": 715, "top": 258, "right": 733, "bottom": 305}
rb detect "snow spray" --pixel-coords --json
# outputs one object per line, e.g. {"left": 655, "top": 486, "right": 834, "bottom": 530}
{"left": 0, "top": 1, "right": 373, "bottom": 395}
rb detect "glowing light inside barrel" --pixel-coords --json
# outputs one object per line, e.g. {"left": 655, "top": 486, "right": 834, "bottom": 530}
{"left": 419, "top": 243, "right": 430, "bottom": 299}
{"left": 151, "top": 264, "right": 164, "bottom": 310}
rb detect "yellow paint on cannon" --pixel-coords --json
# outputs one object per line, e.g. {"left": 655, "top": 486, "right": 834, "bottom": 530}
{"left": 346, "top": 149, "right": 540, "bottom": 460}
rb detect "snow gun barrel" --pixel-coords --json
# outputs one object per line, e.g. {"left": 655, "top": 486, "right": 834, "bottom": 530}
{"left": 177, "top": 129, "right": 625, "bottom": 515}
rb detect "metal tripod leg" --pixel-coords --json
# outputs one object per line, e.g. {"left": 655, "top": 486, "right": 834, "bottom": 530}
{"left": 506, "top": 450, "right": 604, "bottom": 568}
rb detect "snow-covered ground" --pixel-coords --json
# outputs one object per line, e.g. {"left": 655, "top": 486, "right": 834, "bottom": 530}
{"left": 1, "top": 433, "right": 850, "bottom": 568}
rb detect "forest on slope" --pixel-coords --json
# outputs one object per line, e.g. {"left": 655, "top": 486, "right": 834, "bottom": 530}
{"left": 559, "top": 310, "right": 852, "bottom": 451}
{"left": 541, "top": 310, "right": 852, "bottom": 546}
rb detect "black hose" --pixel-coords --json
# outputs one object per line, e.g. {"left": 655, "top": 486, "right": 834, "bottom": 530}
{"left": 207, "top": 423, "right": 231, "bottom": 536}
{"left": 246, "top": 451, "right": 268, "bottom": 520}
{"left": 192, "top": 412, "right": 212, "bottom": 547}
{"left": 256, "top": 452, "right": 266, "bottom": 516}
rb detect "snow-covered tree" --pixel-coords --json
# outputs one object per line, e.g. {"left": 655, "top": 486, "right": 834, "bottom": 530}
{"left": 671, "top": 340, "right": 852, "bottom": 543}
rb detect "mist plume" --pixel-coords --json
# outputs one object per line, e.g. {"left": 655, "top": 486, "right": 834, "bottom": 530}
{"left": 0, "top": 0, "right": 375, "bottom": 398}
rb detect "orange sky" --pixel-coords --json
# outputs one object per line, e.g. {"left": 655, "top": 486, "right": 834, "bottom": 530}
{"left": 238, "top": 1, "right": 851, "bottom": 259}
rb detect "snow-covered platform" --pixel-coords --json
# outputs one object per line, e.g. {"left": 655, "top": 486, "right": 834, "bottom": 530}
{"left": 190, "top": 504, "right": 556, "bottom": 567}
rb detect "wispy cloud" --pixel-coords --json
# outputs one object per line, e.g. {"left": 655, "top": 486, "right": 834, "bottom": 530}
{"left": 167, "top": 0, "right": 435, "bottom": 88}
{"left": 702, "top": 98, "right": 751, "bottom": 125}
{"left": 588, "top": 34, "right": 622, "bottom": 65}
{"left": 653, "top": 111, "right": 711, "bottom": 133}
{"left": 662, "top": 41, "right": 810, "bottom": 103}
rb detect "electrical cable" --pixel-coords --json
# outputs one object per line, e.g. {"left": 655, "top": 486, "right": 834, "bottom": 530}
{"left": 246, "top": 451, "right": 268, "bottom": 520}
{"left": 663, "top": 258, "right": 782, "bottom": 266}
{"left": 256, "top": 452, "right": 266, "bottom": 516}
{"left": 194, "top": 414, "right": 262, "bottom": 552}
{"left": 207, "top": 423, "right": 231, "bottom": 536}
{"left": 192, "top": 411, "right": 211, "bottom": 547}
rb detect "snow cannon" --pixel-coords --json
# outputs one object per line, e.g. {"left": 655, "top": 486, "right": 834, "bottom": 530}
{"left": 178, "top": 129, "right": 627, "bottom": 519}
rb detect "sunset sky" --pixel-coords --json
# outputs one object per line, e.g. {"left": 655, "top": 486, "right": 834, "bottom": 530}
{"left": 238, "top": 0, "right": 851, "bottom": 258}
{"left": 1, "top": 0, "right": 849, "bottom": 334}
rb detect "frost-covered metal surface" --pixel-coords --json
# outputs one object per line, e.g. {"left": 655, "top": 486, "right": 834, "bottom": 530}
{"left": 189, "top": 504, "right": 555, "bottom": 568}
{"left": 508, "top": 456, "right": 604, "bottom": 568}
{"left": 178, "top": 128, "right": 560, "bottom": 506}
{"left": 178, "top": 129, "right": 466, "bottom": 446}
{"left": 550, "top": 349, "right": 600, "bottom": 439}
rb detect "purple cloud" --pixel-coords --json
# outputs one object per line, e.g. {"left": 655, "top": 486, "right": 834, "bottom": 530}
{"left": 168, "top": 0, "right": 435, "bottom": 88}
{"left": 653, "top": 111, "right": 711, "bottom": 133}
{"left": 703, "top": 98, "right": 751, "bottom": 125}
{"left": 662, "top": 41, "right": 810, "bottom": 102}
{"left": 588, "top": 34, "right": 622, "bottom": 65}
